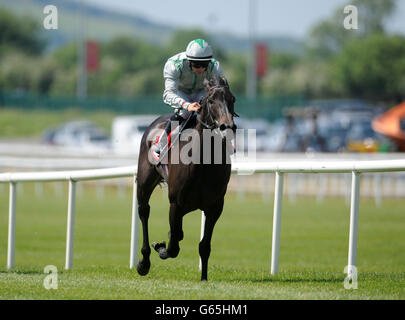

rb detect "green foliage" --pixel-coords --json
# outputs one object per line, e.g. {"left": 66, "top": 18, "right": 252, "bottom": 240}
{"left": 263, "top": 0, "right": 403, "bottom": 100}
{"left": 52, "top": 43, "right": 78, "bottom": 70}
{"left": 333, "top": 34, "right": 405, "bottom": 100}
{"left": 0, "top": 8, "right": 43, "bottom": 56}
{"left": 353, "top": 0, "right": 397, "bottom": 35}
{"left": 0, "top": 6, "right": 245, "bottom": 97}
{"left": 307, "top": 0, "right": 397, "bottom": 59}
{"left": 270, "top": 53, "right": 300, "bottom": 71}
{"left": 221, "top": 53, "right": 247, "bottom": 94}
{"left": 104, "top": 37, "right": 167, "bottom": 73}
{"left": 308, "top": 17, "right": 354, "bottom": 60}
{"left": 0, "top": 3, "right": 404, "bottom": 102}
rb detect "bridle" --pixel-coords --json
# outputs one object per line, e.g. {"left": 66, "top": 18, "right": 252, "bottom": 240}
{"left": 196, "top": 85, "right": 235, "bottom": 130}
{"left": 196, "top": 105, "right": 216, "bottom": 130}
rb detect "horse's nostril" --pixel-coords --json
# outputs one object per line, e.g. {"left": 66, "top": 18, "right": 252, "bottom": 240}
{"left": 219, "top": 124, "right": 227, "bottom": 131}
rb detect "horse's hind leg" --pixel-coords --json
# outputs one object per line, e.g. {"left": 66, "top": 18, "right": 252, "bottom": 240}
{"left": 136, "top": 167, "right": 161, "bottom": 276}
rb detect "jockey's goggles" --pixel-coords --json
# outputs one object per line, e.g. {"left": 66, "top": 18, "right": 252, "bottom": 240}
{"left": 190, "top": 60, "right": 210, "bottom": 69}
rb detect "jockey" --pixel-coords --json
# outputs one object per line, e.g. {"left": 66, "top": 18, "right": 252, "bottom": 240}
{"left": 152, "top": 38, "right": 223, "bottom": 158}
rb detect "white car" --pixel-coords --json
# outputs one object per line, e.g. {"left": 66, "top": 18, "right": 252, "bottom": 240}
{"left": 112, "top": 115, "right": 158, "bottom": 156}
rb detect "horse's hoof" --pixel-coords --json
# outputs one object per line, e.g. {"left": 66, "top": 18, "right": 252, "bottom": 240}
{"left": 136, "top": 259, "right": 150, "bottom": 276}
{"left": 167, "top": 245, "right": 180, "bottom": 258}
{"left": 159, "top": 250, "right": 168, "bottom": 260}
{"left": 152, "top": 241, "right": 168, "bottom": 260}
{"left": 152, "top": 241, "right": 166, "bottom": 251}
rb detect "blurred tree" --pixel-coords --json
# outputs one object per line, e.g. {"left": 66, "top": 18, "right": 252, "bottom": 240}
{"left": 333, "top": 34, "right": 405, "bottom": 101}
{"left": 118, "top": 68, "right": 163, "bottom": 96}
{"left": 1, "top": 59, "right": 32, "bottom": 91}
{"left": 86, "top": 56, "right": 121, "bottom": 96}
{"left": 0, "top": 52, "right": 38, "bottom": 92}
{"left": 33, "top": 59, "right": 58, "bottom": 94}
{"left": 270, "top": 53, "right": 300, "bottom": 71}
{"left": 52, "top": 43, "right": 78, "bottom": 70}
{"left": 354, "top": 0, "right": 397, "bottom": 35}
{"left": 48, "top": 68, "right": 77, "bottom": 96}
{"left": 308, "top": 0, "right": 397, "bottom": 59}
{"left": 0, "top": 8, "right": 43, "bottom": 56}
{"left": 221, "top": 53, "right": 247, "bottom": 94}
{"left": 104, "top": 37, "right": 166, "bottom": 73}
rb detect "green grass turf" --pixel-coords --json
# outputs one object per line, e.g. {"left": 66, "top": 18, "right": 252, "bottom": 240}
{"left": 0, "top": 183, "right": 404, "bottom": 299}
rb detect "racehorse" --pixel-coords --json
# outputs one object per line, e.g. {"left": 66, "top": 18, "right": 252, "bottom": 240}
{"left": 135, "top": 76, "right": 237, "bottom": 281}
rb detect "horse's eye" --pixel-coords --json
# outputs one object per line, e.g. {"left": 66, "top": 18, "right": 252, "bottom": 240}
{"left": 208, "top": 98, "right": 214, "bottom": 104}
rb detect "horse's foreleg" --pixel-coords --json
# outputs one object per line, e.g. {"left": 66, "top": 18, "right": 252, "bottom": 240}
{"left": 199, "top": 200, "right": 223, "bottom": 281}
{"left": 167, "top": 203, "right": 184, "bottom": 258}
{"left": 153, "top": 203, "right": 183, "bottom": 259}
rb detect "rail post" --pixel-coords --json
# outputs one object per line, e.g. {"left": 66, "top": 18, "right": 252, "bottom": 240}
{"left": 347, "top": 171, "right": 360, "bottom": 279}
{"left": 271, "top": 171, "right": 284, "bottom": 274}
{"left": 65, "top": 179, "right": 76, "bottom": 270}
{"left": 130, "top": 175, "right": 139, "bottom": 269}
{"left": 7, "top": 182, "right": 17, "bottom": 270}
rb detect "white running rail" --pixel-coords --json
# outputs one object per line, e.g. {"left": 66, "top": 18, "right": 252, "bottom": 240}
{"left": 1, "top": 159, "right": 405, "bottom": 280}
{"left": 0, "top": 165, "right": 138, "bottom": 271}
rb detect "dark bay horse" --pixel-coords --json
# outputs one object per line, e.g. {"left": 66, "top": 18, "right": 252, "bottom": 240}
{"left": 135, "top": 76, "right": 237, "bottom": 281}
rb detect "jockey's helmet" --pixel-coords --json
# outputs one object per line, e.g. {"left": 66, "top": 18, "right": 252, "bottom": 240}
{"left": 186, "top": 39, "right": 213, "bottom": 61}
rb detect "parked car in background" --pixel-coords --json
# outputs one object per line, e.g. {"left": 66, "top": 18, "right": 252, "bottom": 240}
{"left": 234, "top": 118, "right": 272, "bottom": 152}
{"left": 111, "top": 115, "right": 157, "bottom": 155}
{"left": 265, "top": 119, "right": 287, "bottom": 152}
{"left": 269, "top": 102, "right": 396, "bottom": 153}
{"left": 42, "top": 120, "right": 111, "bottom": 151}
